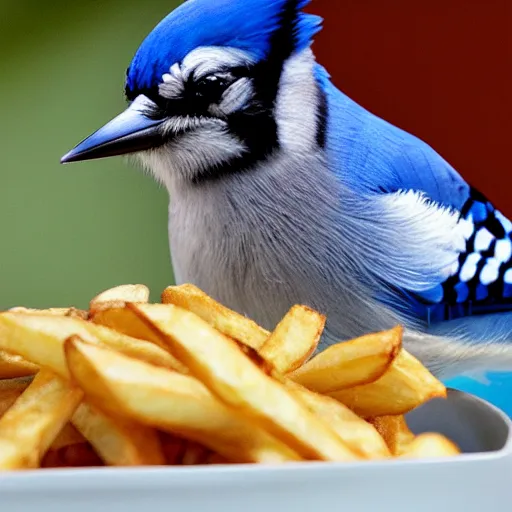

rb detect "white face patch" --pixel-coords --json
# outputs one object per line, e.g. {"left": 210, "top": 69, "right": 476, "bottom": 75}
{"left": 158, "top": 46, "right": 256, "bottom": 107}
{"left": 274, "top": 48, "right": 321, "bottom": 152}
{"left": 182, "top": 47, "right": 255, "bottom": 80}
{"left": 208, "top": 77, "right": 253, "bottom": 116}
{"left": 137, "top": 123, "right": 247, "bottom": 187}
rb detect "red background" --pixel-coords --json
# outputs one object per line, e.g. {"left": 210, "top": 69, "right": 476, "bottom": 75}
{"left": 310, "top": 0, "right": 511, "bottom": 216}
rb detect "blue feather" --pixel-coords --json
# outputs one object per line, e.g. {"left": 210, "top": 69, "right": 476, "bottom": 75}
{"left": 316, "top": 64, "right": 512, "bottom": 324}
{"left": 126, "top": 0, "right": 322, "bottom": 96}
{"left": 318, "top": 68, "right": 470, "bottom": 211}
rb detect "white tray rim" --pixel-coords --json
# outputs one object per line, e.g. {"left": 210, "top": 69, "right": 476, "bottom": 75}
{"left": 0, "top": 389, "right": 510, "bottom": 491}
{"left": 0, "top": 445, "right": 510, "bottom": 492}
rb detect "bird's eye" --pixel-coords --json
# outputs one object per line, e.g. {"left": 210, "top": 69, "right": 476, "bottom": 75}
{"left": 193, "top": 75, "right": 230, "bottom": 103}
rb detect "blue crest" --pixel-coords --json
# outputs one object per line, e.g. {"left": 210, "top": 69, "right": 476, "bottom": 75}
{"left": 125, "top": 0, "right": 322, "bottom": 97}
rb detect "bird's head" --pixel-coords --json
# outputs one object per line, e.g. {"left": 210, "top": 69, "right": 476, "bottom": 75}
{"left": 61, "top": 0, "right": 326, "bottom": 185}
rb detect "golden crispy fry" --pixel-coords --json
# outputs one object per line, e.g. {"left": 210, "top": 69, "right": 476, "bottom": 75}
{"left": 0, "top": 370, "right": 82, "bottom": 470}
{"left": 90, "top": 307, "right": 164, "bottom": 347}
{"left": 289, "top": 327, "right": 402, "bottom": 393}
{"left": 129, "top": 303, "right": 361, "bottom": 462}
{"left": 259, "top": 305, "right": 324, "bottom": 374}
{"left": 0, "top": 379, "right": 85, "bottom": 451}
{"left": 0, "top": 312, "right": 180, "bottom": 378}
{"left": 162, "top": 284, "right": 270, "bottom": 349}
{"left": 7, "top": 307, "right": 88, "bottom": 320}
{"left": 90, "top": 307, "right": 188, "bottom": 373}
{"left": 370, "top": 415, "right": 416, "bottom": 456}
{"left": 285, "top": 381, "right": 390, "bottom": 459}
{"left": 0, "top": 377, "right": 32, "bottom": 416}
{"left": 0, "top": 351, "right": 39, "bottom": 379}
{"left": 158, "top": 435, "right": 214, "bottom": 466}
{"left": 71, "top": 400, "right": 165, "bottom": 466}
{"left": 329, "top": 349, "right": 447, "bottom": 417}
{"left": 65, "top": 337, "right": 301, "bottom": 464}
{"left": 89, "top": 284, "right": 150, "bottom": 314}
{"left": 400, "top": 433, "right": 460, "bottom": 459}
{"left": 50, "top": 423, "right": 87, "bottom": 451}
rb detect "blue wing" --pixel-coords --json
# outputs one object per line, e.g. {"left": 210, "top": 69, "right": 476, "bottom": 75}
{"left": 425, "top": 190, "right": 512, "bottom": 324}
{"left": 318, "top": 65, "right": 512, "bottom": 327}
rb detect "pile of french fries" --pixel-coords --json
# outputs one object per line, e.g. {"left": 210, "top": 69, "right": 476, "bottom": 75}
{"left": 0, "top": 284, "right": 460, "bottom": 470}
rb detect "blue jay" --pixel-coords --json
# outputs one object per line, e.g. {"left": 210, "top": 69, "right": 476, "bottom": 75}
{"left": 61, "top": 0, "right": 512, "bottom": 380}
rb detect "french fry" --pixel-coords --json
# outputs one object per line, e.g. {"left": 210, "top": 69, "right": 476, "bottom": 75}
{"left": 129, "top": 303, "right": 361, "bottom": 462}
{"left": 0, "top": 377, "right": 32, "bottom": 416}
{"left": 329, "top": 349, "right": 447, "bottom": 417}
{"left": 7, "top": 307, "right": 88, "bottom": 320}
{"left": 162, "top": 284, "right": 270, "bottom": 349}
{"left": 58, "top": 443, "right": 104, "bottom": 467}
{"left": 259, "top": 305, "right": 324, "bottom": 374}
{"left": 158, "top": 435, "right": 214, "bottom": 466}
{"left": 0, "top": 312, "right": 181, "bottom": 378}
{"left": 90, "top": 307, "right": 188, "bottom": 374}
{"left": 71, "top": 401, "right": 165, "bottom": 466}
{"left": 286, "top": 381, "right": 391, "bottom": 459}
{"left": 181, "top": 441, "right": 211, "bottom": 466}
{"left": 369, "top": 415, "right": 416, "bottom": 456}
{"left": 400, "top": 433, "right": 460, "bottom": 459}
{"left": 0, "top": 350, "right": 39, "bottom": 379}
{"left": 89, "top": 284, "right": 150, "bottom": 314}
{"left": 0, "top": 378, "right": 88, "bottom": 452}
{"left": 42, "top": 442, "right": 104, "bottom": 469}
{"left": 289, "top": 327, "right": 402, "bottom": 393}
{"left": 0, "top": 379, "right": 105, "bottom": 455}
{"left": 0, "top": 370, "right": 82, "bottom": 470}
{"left": 50, "top": 423, "right": 87, "bottom": 451}
{"left": 65, "top": 337, "right": 301, "bottom": 464}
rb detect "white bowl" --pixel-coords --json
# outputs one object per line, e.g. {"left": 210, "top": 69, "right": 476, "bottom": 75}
{"left": 0, "top": 389, "right": 510, "bottom": 512}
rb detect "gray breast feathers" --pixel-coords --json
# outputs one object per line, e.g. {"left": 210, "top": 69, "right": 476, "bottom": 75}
{"left": 167, "top": 150, "right": 403, "bottom": 348}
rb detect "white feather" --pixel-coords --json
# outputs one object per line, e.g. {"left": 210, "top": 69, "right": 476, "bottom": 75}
{"left": 210, "top": 78, "right": 254, "bottom": 117}
{"left": 362, "top": 190, "right": 467, "bottom": 291}
{"left": 495, "top": 239, "right": 512, "bottom": 263}
{"left": 460, "top": 253, "right": 481, "bottom": 282}
{"left": 474, "top": 227, "right": 494, "bottom": 252}
{"left": 181, "top": 47, "right": 255, "bottom": 80}
{"left": 480, "top": 258, "right": 500, "bottom": 285}
{"left": 138, "top": 123, "right": 247, "bottom": 186}
{"left": 275, "top": 49, "right": 320, "bottom": 151}
{"left": 159, "top": 47, "right": 255, "bottom": 101}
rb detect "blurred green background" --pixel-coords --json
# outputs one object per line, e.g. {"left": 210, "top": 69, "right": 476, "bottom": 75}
{"left": 0, "top": 0, "right": 181, "bottom": 309}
